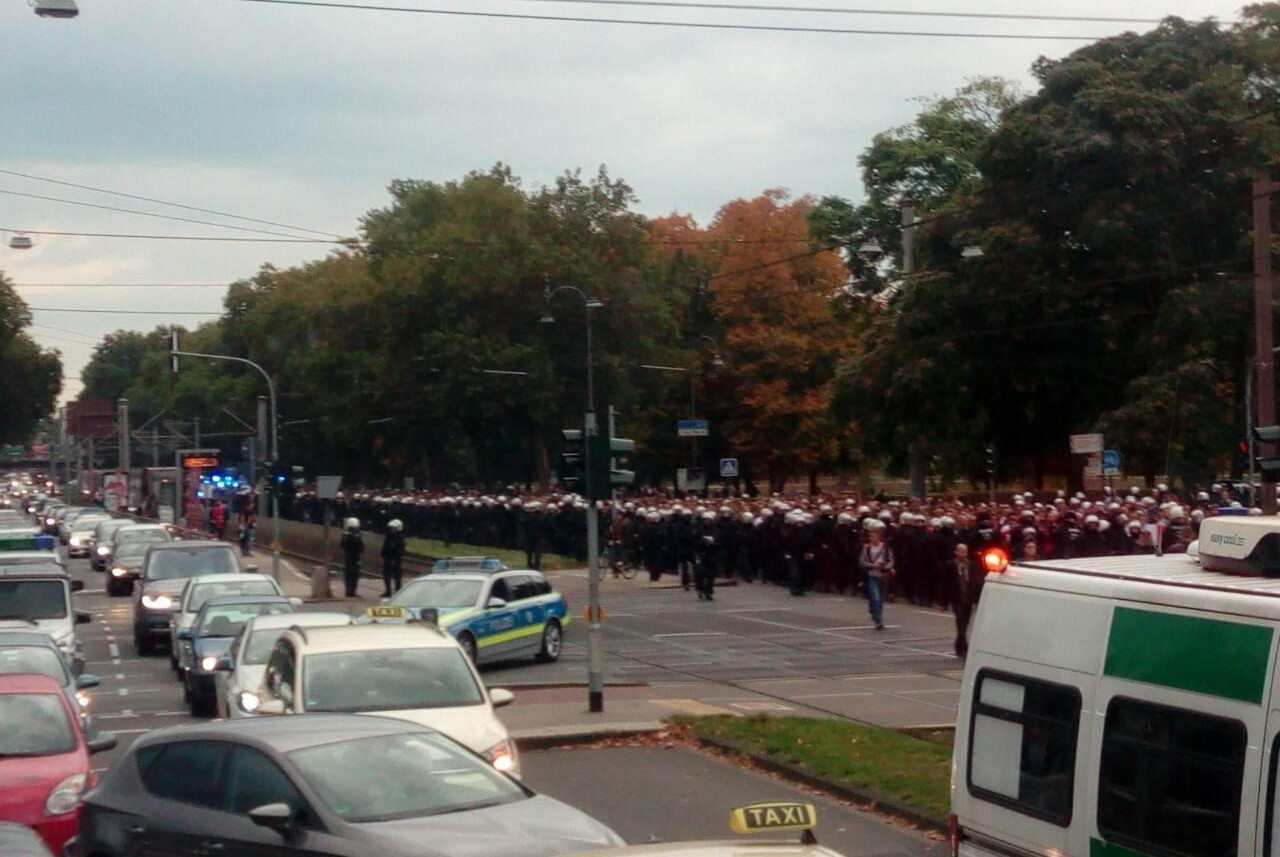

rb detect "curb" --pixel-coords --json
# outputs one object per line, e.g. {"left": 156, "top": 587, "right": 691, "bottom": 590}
{"left": 513, "top": 724, "right": 666, "bottom": 750}
{"left": 496, "top": 681, "right": 650, "bottom": 690}
{"left": 691, "top": 732, "right": 948, "bottom": 835}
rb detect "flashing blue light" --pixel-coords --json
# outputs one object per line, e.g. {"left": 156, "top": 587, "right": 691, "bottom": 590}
{"left": 196, "top": 490, "right": 206, "bottom": 498}
{"left": 276, "top": 475, "right": 286, "bottom": 484}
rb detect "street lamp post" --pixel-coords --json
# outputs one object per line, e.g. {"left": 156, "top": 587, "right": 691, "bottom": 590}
{"left": 541, "top": 284, "right": 606, "bottom": 712}
{"left": 639, "top": 335, "right": 723, "bottom": 485}
{"left": 170, "top": 348, "right": 281, "bottom": 585}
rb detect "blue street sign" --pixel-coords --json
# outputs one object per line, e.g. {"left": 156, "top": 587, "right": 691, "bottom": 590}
{"left": 720, "top": 458, "right": 739, "bottom": 478}
{"left": 1101, "top": 449, "right": 1121, "bottom": 475}
{"left": 677, "top": 419, "right": 710, "bottom": 438}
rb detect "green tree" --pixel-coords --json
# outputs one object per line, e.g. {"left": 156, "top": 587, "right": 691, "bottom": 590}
{"left": 0, "top": 273, "right": 61, "bottom": 444}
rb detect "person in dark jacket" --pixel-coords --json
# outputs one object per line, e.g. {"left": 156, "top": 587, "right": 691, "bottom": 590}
{"left": 949, "top": 542, "right": 985, "bottom": 658}
{"left": 380, "top": 518, "right": 406, "bottom": 596}
{"left": 339, "top": 517, "right": 364, "bottom": 598}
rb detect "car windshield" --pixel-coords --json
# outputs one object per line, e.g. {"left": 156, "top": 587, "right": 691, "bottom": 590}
{"left": 117, "top": 528, "right": 167, "bottom": 545}
{"left": 289, "top": 732, "right": 524, "bottom": 823}
{"left": 147, "top": 549, "right": 238, "bottom": 581}
{"left": 187, "top": 579, "right": 278, "bottom": 611}
{"left": 0, "top": 694, "right": 75, "bottom": 756}
{"left": 197, "top": 602, "right": 292, "bottom": 637}
{"left": 96, "top": 520, "right": 128, "bottom": 538}
{"left": 114, "top": 542, "right": 148, "bottom": 561}
{"left": 74, "top": 518, "right": 108, "bottom": 533}
{"left": 0, "top": 645, "right": 68, "bottom": 684}
{"left": 391, "top": 579, "right": 483, "bottom": 610}
{"left": 0, "top": 580, "right": 67, "bottom": 620}
{"left": 303, "top": 647, "right": 483, "bottom": 712}
{"left": 244, "top": 629, "right": 288, "bottom": 664}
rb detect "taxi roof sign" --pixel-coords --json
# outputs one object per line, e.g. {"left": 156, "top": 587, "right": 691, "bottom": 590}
{"left": 729, "top": 802, "right": 817, "bottom": 836}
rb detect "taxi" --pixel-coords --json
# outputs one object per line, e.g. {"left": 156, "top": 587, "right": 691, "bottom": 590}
{"left": 573, "top": 802, "right": 845, "bottom": 857}
{"left": 364, "top": 567, "right": 568, "bottom": 665}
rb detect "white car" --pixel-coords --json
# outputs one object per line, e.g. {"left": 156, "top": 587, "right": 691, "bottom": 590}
{"left": 243, "top": 623, "right": 521, "bottom": 776}
{"left": 215, "top": 610, "right": 352, "bottom": 719}
{"left": 169, "top": 572, "right": 291, "bottom": 675}
{"left": 67, "top": 514, "right": 111, "bottom": 557}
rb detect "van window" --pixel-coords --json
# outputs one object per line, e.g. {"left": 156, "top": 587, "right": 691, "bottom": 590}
{"left": 967, "top": 671, "right": 1080, "bottom": 824}
{"left": 1098, "top": 697, "right": 1246, "bottom": 857}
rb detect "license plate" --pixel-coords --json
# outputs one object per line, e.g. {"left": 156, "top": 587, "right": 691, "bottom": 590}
{"left": 366, "top": 605, "right": 406, "bottom": 619}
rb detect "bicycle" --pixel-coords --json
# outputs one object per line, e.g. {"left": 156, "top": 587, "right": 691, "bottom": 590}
{"left": 601, "top": 542, "right": 637, "bottom": 579}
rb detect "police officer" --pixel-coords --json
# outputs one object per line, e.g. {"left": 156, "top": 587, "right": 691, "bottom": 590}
{"left": 694, "top": 511, "right": 718, "bottom": 600}
{"left": 381, "top": 518, "right": 406, "bottom": 596}
{"left": 339, "top": 517, "right": 364, "bottom": 598}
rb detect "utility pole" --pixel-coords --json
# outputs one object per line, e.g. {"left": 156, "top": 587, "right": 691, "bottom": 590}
{"left": 1255, "top": 170, "right": 1279, "bottom": 515}
{"left": 151, "top": 428, "right": 159, "bottom": 468}
{"left": 118, "top": 398, "right": 130, "bottom": 474}
{"left": 193, "top": 417, "right": 201, "bottom": 447}
{"left": 902, "top": 197, "right": 926, "bottom": 499}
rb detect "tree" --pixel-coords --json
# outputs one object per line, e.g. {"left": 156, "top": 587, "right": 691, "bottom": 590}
{"left": 0, "top": 273, "right": 61, "bottom": 445}
{"left": 708, "top": 190, "right": 850, "bottom": 492}
{"left": 80, "top": 329, "right": 171, "bottom": 402}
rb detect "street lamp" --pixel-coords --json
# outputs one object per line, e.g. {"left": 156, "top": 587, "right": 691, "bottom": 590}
{"left": 857, "top": 237, "right": 883, "bottom": 260}
{"left": 962, "top": 245, "right": 985, "bottom": 260}
{"left": 32, "top": 0, "right": 77, "bottom": 17}
{"left": 541, "top": 282, "right": 607, "bottom": 713}
{"left": 4, "top": 231, "right": 33, "bottom": 250}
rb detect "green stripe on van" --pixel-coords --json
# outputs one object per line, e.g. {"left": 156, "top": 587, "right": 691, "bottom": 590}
{"left": 1103, "top": 607, "right": 1272, "bottom": 704}
{"left": 1090, "top": 838, "right": 1154, "bottom": 857}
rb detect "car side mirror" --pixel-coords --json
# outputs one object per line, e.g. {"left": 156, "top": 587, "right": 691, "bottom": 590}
{"left": 76, "top": 674, "right": 101, "bottom": 690}
{"left": 489, "top": 687, "right": 515, "bottom": 708}
{"left": 486, "top": 597, "right": 507, "bottom": 610}
{"left": 75, "top": 611, "right": 92, "bottom": 625}
{"left": 71, "top": 580, "right": 85, "bottom": 593}
{"left": 245, "top": 563, "right": 259, "bottom": 573}
{"left": 288, "top": 597, "right": 303, "bottom": 609}
{"left": 257, "top": 698, "right": 286, "bottom": 716}
{"left": 248, "top": 802, "right": 294, "bottom": 835}
{"left": 87, "top": 733, "right": 118, "bottom": 755}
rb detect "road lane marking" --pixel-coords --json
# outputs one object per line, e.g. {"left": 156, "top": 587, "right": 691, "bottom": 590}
{"left": 108, "top": 643, "right": 119, "bottom": 658}
{"left": 652, "top": 632, "right": 728, "bottom": 638}
{"left": 792, "top": 691, "right": 876, "bottom": 700}
{"left": 117, "top": 688, "right": 128, "bottom": 696}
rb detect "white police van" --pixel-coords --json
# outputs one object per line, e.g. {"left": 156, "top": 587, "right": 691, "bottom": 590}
{"left": 951, "top": 515, "right": 1280, "bottom": 857}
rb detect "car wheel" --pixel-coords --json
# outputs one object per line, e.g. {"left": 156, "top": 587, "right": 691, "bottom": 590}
{"left": 458, "top": 632, "right": 478, "bottom": 664}
{"left": 135, "top": 635, "right": 154, "bottom": 656}
{"left": 537, "top": 620, "right": 562, "bottom": 663}
{"left": 105, "top": 579, "right": 120, "bottom": 597}
{"left": 191, "top": 692, "right": 214, "bottom": 718}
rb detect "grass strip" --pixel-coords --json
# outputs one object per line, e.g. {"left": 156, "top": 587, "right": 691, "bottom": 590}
{"left": 682, "top": 715, "right": 951, "bottom": 817}
{"left": 405, "top": 538, "right": 579, "bottom": 571}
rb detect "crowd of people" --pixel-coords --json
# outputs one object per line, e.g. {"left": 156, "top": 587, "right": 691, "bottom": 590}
{"left": 281, "top": 482, "right": 1248, "bottom": 654}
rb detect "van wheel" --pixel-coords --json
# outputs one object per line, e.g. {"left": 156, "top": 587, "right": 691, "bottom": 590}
{"left": 135, "top": 635, "right": 154, "bottom": 656}
{"left": 537, "top": 620, "right": 562, "bottom": 663}
{"left": 458, "top": 633, "right": 478, "bottom": 664}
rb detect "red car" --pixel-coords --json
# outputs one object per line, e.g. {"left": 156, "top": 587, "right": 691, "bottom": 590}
{"left": 0, "top": 674, "right": 116, "bottom": 854}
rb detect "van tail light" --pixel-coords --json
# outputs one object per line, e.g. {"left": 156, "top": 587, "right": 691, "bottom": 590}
{"left": 949, "top": 813, "right": 963, "bottom": 857}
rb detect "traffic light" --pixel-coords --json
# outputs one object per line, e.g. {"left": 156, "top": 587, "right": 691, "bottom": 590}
{"left": 559, "top": 429, "right": 584, "bottom": 492}
{"left": 1255, "top": 425, "right": 1280, "bottom": 475}
{"left": 984, "top": 444, "right": 996, "bottom": 476}
{"left": 587, "top": 425, "right": 636, "bottom": 499}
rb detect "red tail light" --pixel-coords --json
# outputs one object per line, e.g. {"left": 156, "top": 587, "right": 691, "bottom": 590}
{"left": 949, "top": 813, "right": 963, "bottom": 857}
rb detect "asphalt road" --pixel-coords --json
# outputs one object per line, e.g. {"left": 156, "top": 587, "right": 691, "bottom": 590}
{"left": 523, "top": 745, "right": 942, "bottom": 856}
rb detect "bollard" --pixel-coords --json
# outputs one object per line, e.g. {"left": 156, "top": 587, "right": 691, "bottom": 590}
{"left": 311, "top": 564, "right": 332, "bottom": 600}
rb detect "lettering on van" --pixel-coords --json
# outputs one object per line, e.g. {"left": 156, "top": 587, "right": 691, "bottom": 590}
{"left": 1208, "top": 533, "right": 1247, "bottom": 547}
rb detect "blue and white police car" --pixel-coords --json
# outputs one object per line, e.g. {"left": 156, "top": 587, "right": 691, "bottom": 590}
{"left": 366, "top": 567, "right": 568, "bottom": 665}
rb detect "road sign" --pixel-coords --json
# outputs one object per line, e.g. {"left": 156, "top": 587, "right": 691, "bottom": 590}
{"left": 677, "top": 467, "right": 706, "bottom": 491}
{"left": 1084, "top": 454, "right": 1103, "bottom": 478}
{"left": 720, "top": 458, "right": 740, "bottom": 478}
{"left": 677, "top": 419, "right": 709, "bottom": 438}
{"left": 1102, "top": 449, "right": 1121, "bottom": 476}
{"left": 1069, "top": 433, "right": 1104, "bottom": 455}
{"left": 316, "top": 475, "right": 343, "bottom": 500}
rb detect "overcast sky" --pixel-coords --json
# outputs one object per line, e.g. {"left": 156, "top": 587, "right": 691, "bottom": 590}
{"left": 0, "top": 0, "right": 1247, "bottom": 403}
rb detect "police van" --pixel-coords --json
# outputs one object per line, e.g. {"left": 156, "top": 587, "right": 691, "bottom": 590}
{"left": 951, "top": 515, "right": 1280, "bottom": 857}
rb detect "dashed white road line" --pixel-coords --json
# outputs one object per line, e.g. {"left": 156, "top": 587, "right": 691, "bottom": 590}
{"left": 108, "top": 643, "right": 119, "bottom": 658}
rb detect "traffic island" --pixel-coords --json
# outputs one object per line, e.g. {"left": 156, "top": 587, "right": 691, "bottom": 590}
{"left": 679, "top": 715, "right": 951, "bottom": 834}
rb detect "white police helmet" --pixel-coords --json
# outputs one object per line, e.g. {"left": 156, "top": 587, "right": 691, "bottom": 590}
{"left": 387, "top": 519, "right": 403, "bottom": 531}
{"left": 344, "top": 517, "right": 360, "bottom": 530}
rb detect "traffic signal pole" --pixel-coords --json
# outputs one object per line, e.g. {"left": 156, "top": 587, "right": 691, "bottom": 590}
{"left": 1254, "top": 171, "right": 1279, "bottom": 515}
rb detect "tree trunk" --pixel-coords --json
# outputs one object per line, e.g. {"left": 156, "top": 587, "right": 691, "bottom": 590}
{"left": 808, "top": 467, "right": 819, "bottom": 496}
{"left": 534, "top": 430, "right": 550, "bottom": 491}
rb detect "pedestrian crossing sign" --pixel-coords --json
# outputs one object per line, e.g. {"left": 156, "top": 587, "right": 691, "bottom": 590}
{"left": 720, "top": 458, "right": 739, "bottom": 478}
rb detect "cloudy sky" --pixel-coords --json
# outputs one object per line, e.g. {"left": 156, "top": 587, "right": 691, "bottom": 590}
{"left": 0, "top": 0, "right": 1246, "bottom": 402}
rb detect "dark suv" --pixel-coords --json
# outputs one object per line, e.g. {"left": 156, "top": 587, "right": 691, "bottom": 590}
{"left": 131, "top": 542, "right": 242, "bottom": 656}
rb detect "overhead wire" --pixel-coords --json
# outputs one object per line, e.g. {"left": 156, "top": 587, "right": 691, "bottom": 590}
{"left": 0, "top": 169, "right": 343, "bottom": 239}
{"left": 27, "top": 307, "right": 222, "bottom": 316}
{"left": 227, "top": 0, "right": 1106, "bottom": 40}
{"left": 0, "top": 228, "right": 341, "bottom": 244}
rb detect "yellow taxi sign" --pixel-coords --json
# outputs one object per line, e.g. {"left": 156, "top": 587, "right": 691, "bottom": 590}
{"left": 729, "top": 802, "right": 817, "bottom": 835}
{"left": 366, "top": 605, "right": 406, "bottom": 619}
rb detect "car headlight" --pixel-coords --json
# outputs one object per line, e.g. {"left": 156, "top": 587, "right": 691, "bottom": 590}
{"left": 45, "top": 773, "right": 86, "bottom": 816}
{"left": 484, "top": 739, "right": 520, "bottom": 777}
{"left": 200, "top": 655, "right": 219, "bottom": 672}
{"left": 96, "top": 546, "right": 110, "bottom": 556}
{"left": 111, "top": 567, "right": 128, "bottom": 578}
{"left": 141, "top": 594, "right": 172, "bottom": 610}
{"left": 238, "top": 691, "right": 261, "bottom": 713}
{"left": 76, "top": 691, "right": 90, "bottom": 709}
{"left": 69, "top": 537, "right": 81, "bottom": 547}
{"left": 45, "top": 517, "right": 55, "bottom": 526}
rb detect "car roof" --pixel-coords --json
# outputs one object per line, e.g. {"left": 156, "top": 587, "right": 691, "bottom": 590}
{"left": 288, "top": 622, "right": 452, "bottom": 653}
{"left": 119, "top": 523, "right": 167, "bottom": 532}
{"left": 137, "top": 711, "right": 426, "bottom": 754}
{"left": 0, "top": 821, "right": 57, "bottom": 857}
{"left": 0, "top": 631, "right": 57, "bottom": 648}
{"left": 0, "top": 672, "right": 64, "bottom": 693}
{"left": 423, "top": 570, "right": 543, "bottom": 582}
{"left": 149, "top": 540, "right": 231, "bottom": 552}
{"left": 248, "top": 612, "right": 352, "bottom": 632}
{"left": 0, "top": 551, "right": 64, "bottom": 565}
{"left": 0, "top": 565, "right": 68, "bottom": 579}
{"left": 199, "top": 594, "right": 290, "bottom": 610}
{"left": 187, "top": 572, "right": 275, "bottom": 587}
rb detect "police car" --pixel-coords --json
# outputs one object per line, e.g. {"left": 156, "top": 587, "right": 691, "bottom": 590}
{"left": 574, "top": 802, "right": 845, "bottom": 857}
{"left": 365, "top": 566, "right": 568, "bottom": 665}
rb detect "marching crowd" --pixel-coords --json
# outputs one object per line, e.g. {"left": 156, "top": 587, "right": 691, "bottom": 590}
{"left": 284, "top": 483, "right": 1241, "bottom": 653}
